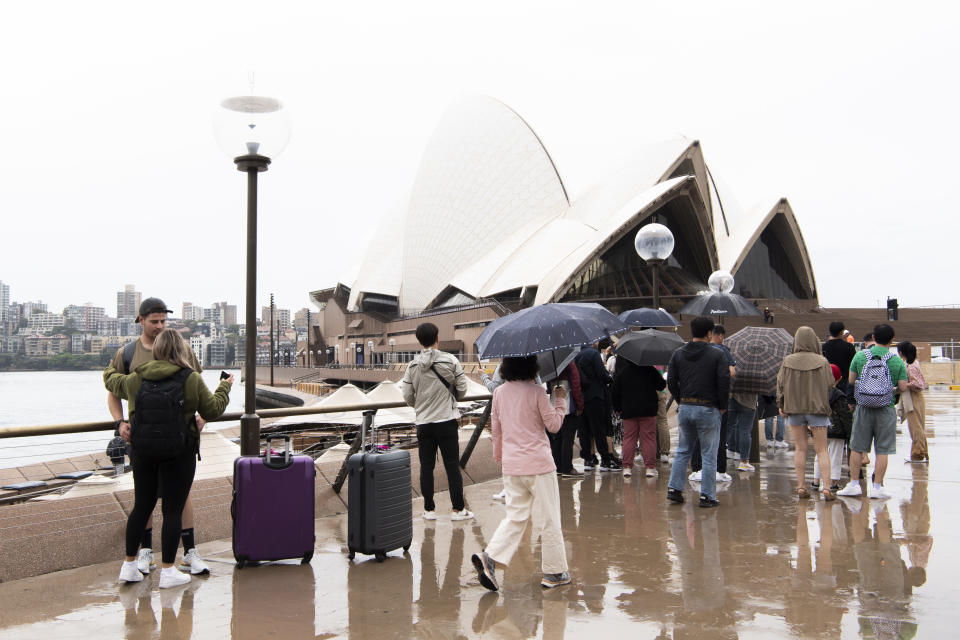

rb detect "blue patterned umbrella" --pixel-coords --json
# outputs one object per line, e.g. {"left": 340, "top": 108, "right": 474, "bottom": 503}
{"left": 475, "top": 303, "right": 629, "bottom": 359}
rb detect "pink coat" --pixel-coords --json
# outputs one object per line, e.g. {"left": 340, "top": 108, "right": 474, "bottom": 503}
{"left": 491, "top": 380, "right": 565, "bottom": 475}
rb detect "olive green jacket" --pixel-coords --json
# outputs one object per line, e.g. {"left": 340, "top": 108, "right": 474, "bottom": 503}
{"left": 103, "top": 360, "right": 231, "bottom": 437}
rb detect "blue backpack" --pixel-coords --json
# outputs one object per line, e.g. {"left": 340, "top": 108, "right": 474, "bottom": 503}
{"left": 854, "top": 351, "right": 895, "bottom": 408}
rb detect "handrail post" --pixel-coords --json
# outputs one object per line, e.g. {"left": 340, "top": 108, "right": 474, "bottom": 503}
{"left": 460, "top": 400, "right": 491, "bottom": 469}
{"left": 332, "top": 411, "right": 374, "bottom": 494}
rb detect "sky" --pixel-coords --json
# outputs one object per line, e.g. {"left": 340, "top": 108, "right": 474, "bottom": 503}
{"left": 2, "top": 1, "right": 958, "bottom": 318}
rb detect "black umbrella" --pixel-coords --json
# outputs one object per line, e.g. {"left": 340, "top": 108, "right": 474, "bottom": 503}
{"left": 614, "top": 329, "right": 685, "bottom": 366}
{"left": 618, "top": 307, "right": 680, "bottom": 328}
{"left": 537, "top": 347, "right": 580, "bottom": 383}
{"left": 475, "top": 302, "right": 628, "bottom": 359}
{"left": 678, "top": 292, "right": 762, "bottom": 317}
{"left": 725, "top": 326, "right": 793, "bottom": 394}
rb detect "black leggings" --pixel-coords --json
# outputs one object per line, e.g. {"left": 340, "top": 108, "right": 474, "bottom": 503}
{"left": 550, "top": 413, "right": 580, "bottom": 472}
{"left": 578, "top": 398, "right": 611, "bottom": 462}
{"left": 125, "top": 447, "right": 197, "bottom": 563}
{"left": 417, "top": 420, "right": 465, "bottom": 512}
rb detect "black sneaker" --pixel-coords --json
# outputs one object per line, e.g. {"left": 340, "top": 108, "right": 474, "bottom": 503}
{"left": 582, "top": 458, "right": 598, "bottom": 471}
{"left": 471, "top": 552, "right": 499, "bottom": 592}
{"left": 600, "top": 458, "right": 623, "bottom": 471}
{"left": 811, "top": 481, "right": 820, "bottom": 490}
{"left": 699, "top": 495, "right": 720, "bottom": 508}
{"left": 830, "top": 483, "right": 841, "bottom": 492}
{"left": 667, "top": 488, "right": 685, "bottom": 504}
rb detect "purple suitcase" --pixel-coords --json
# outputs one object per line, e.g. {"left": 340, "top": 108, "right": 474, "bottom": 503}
{"left": 232, "top": 435, "right": 315, "bottom": 568}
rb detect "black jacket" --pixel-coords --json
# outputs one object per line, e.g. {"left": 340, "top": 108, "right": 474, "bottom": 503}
{"left": 611, "top": 359, "right": 666, "bottom": 418}
{"left": 666, "top": 341, "right": 730, "bottom": 410}
{"left": 575, "top": 347, "right": 612, "bottom": 404}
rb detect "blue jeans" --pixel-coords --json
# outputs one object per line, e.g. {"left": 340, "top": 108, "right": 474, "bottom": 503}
{"left": 726, "top": 399, "right": 756, "bottom": 460}
{"left": 668, "top": 405, "right": 721, "bottom": 500}
{"left": 764, "top": 415, "right": 785, "bottom": 442}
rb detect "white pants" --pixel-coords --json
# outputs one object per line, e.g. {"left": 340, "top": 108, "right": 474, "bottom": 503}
{"left": 813, "top": 438, "right": 845, "bottom": 481}
{"left": 485, "top": 472, "right": 568, "bottom": 574}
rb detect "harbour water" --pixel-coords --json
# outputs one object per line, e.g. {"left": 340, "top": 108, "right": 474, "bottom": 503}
{"left": 0, "top": 369, "right": 245, "bottom": 469}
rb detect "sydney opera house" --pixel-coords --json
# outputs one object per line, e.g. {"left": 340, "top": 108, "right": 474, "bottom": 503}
{"left": 309, "top": 96, "right": 818, "bottom": 365}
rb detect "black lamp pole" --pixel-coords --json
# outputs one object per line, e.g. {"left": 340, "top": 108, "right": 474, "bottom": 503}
{"left": 236, "top": 153, "right": 270, "bottom": 456}
{"left": 650, "top": 258, "right": 664, "bottom": 309}
{"left": 306, "top": 309, "right": 311, "bottom": 368}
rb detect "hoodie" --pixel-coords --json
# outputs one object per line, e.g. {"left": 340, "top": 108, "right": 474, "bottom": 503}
{"left": 103, "top": 360, "right": 232, "bottom": 440}
{"left": 666, "top": 341, "right": 730, "bottom": 410}
{"left": 401, "top": 348, "right": 468, "bottom": 424}
{"left": 776, "top": 326, "right": 834, "bottom": 416}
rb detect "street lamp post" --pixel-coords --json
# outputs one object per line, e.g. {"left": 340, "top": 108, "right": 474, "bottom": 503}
{"left": 306, "top": 309, "right": 311, "bottom": 368}
{"left": 214, "top": 94, "right": 290, "bottom": 456}
{"left": 634, "top": 223, "right": 675, "bottom": 310}
{"left": 367, "top": 340, "right": 374, "bottom": 367}
{"left": 269, "top": 293, "right": 275, "bottom": 386}
{"left": 334, "top": 344, "right": 339, "bottom": 365}
{"left": 349, "top": 342, "right": 355, "bottom": 367}
{"left": 389, "top": 337, "right": 395, "bottom": 364}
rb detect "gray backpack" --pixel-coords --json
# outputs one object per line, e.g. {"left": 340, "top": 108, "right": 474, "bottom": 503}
{"left": 854, "top": 351, "right": 894, "bottom": 408}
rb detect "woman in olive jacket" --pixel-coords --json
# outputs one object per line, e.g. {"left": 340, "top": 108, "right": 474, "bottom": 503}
{"left": 104, "top": 328, "right": 232, "bottom": 588}
{"left": 777, "top": 326, "right": 836, "bottom": 500}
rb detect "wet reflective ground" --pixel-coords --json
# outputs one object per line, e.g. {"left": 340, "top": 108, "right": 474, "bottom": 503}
{"left": 2, "top": 391, "right": 959, "bottom": 639}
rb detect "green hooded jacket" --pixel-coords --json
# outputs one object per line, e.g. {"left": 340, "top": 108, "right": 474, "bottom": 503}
{"left": 103, "top": 360, "right": 232, "bottom": 440}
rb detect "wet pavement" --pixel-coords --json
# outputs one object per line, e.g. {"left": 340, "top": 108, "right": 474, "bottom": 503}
{"left": 2, "top": 390, "right": 959, "bottom": 639}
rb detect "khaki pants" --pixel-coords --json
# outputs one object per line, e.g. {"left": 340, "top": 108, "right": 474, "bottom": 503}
{"left": 656, "top": 393, "right": 670, "bottom": 456}
{"left": 906, "top": 390, "right": 928, "bottom": 460}
{"left": 485, "top": 472, "right": 568, "bottom": 574}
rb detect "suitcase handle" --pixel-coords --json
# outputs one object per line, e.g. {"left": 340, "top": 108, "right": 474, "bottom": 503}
{"left": 264, "top": 435, "right": 292, "bottom": 467}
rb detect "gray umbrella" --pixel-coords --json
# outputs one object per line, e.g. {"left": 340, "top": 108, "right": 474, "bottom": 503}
{"left": 618, "top": 307, "right": 680, "bottom": 328}
{"left": 537, "top": 347, "right": 580, "bottom": 383}
{"left": 614, "top": 329, "right": 684, "bottom": 366}
{"left": 725, "top": 326, "right": 794, "bottom": 394}
{"left": 678, "top": 292, "right": 762, "bottom": 317}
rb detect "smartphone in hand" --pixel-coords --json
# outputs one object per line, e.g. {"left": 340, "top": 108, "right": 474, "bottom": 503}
{"left": 220, "top": 371, "right": 230, "bottom": 380}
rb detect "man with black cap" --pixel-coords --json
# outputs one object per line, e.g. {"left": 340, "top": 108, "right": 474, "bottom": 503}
{"left": 104, "top": 297, "right": 209, "bottom": 577}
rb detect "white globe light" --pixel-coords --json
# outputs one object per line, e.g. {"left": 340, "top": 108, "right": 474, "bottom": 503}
{"left": 708, "top": 270, "right": 735, "bottom": 294}
{"left": 634, "top": 223, "right": 675, "bottom": 262}
{"left": 213, "top": 95, "right": 291, "bottom": 158}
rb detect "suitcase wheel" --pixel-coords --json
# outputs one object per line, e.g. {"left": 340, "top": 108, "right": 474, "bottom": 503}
{"left": 236, "top": 556, "right": 248, "bottom": 569}
{"left": 375, "top": 551, "right": 387, "bottom": 563}
{"left": 403, "top": 545, "right": 410, "bottom": 553}
{"left": 348, "top": 549, "right": 356, "bottom": 560}
{"left": 301, "top": 551, "right": 314, "bottom": 565}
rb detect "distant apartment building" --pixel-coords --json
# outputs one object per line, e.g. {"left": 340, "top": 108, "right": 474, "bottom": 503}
{"left": 261, "top": 306, "right": 291, "bottom": 332}
{"left": 207, "top": 338, "right": 227, "bottom": 367}
{"left": 98, "top": 317, "right": 119, "bottom": 336}
{"left": 0, "top": 280, "right": 9, "bottom": 329}
{"left": 116, "top": 284, "right": 141, "bottom": 320}
{"left": 189, "top": 335, "right": 206, "bottom": 366}
{"left": 293, "top": 307, "right": 320, "bottom": 330}
{"left": 20, "top": 301, "right": 48, "bottom": 319}
{"left": 24, "top": 334, "right": 69, "bottom": 357}
{"left": 182, "top": 302, "right": 205, "bottom": 322}
{"left": 212, "top": 302, "right": 237, "bottom": 326}
{"left": 64, "top": 304, "right": 106, "bottom": 332}
{"left": 119, "top": 318, "right": 141, "bottom": 337}
{"left": 71, "top": 333, "right": 93, "bottom": 354}
{"left": 27, "top": 312, "right": 65, "bottom": 333}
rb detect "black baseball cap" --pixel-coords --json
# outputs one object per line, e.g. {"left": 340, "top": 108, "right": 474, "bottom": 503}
{"left": 137, "top": 297, "right": 173, "bottom": 322}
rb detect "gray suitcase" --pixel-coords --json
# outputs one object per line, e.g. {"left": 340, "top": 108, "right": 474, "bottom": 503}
{"left": 347, "top": 413, "right": 413, "bottom": 562}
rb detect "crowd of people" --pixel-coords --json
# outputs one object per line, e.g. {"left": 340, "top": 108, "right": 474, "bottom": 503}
{"left": 465, "top": 316, "right": 929, "bottom": 591}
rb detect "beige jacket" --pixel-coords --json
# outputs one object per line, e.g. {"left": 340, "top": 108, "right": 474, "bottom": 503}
{"left": 401, "top": 348, "right": 467, "bottom": 424}
{"left": 776, "top": 326, "right": 834, "bottom": 416}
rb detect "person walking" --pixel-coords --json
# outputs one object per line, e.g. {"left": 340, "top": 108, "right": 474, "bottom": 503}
{"left": 665, "top": 317, "right": 730, "bottom": 508}
{"left": 777, "top": 326, "right": 836, "bottom": 500}
{"left": 472, "top": 355, "right": 571, "bottom": 590}
{"left": 813, "top": 364, "right": 852, "bottom": 492}
{"left": 611, "top": 356, "right": 666, "bottom": 478}
{"left": 104, "top": 297, "right": 209, "bottom": 576}
{"left": 401, "top": 322, "right": 473, "bottom": 521}
{"left": 897, "top": 341, "right": 928, "bottom": 463}
{"left": 574, "top": 341, "right": 618, "bottom": 471}
{"left": 551, "top": 360, "right": 584, "bottom": 477}
{"left": 106, "top": 329, "right": 232, "bottom": 588}
{"left": 822, "top": 321, "right": 857, "bottom": 393}
{"left": 838, "top": 324, "right": 909, "bottom": 499}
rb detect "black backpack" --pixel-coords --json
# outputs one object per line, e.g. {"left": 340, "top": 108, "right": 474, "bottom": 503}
{"left": 130, "top": 369, "right": 192, "bottom": 459}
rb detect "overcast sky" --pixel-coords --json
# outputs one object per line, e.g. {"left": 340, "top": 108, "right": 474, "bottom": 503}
{"left": 2, "top": 1, "right": 957, "bottom": 319}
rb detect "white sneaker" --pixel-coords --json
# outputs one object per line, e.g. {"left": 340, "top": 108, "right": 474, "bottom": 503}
{"left": 492, "top": 489, "right": 506, "bottom": 500}
{"left": 623, "top": 468, "right": 632, "bottom": 478}
{"left": 659, "top": 455, "right": 669, "bottom": 463}
{"left": 727, "top": 449, "right": 738, "bottom": 460}
{"left": 422, "top": 510, "right": 438, "bottom": 521}
{"left": 136, "top": 548, "right": 154, "bottom": 574}
{"left": 179, "top": 548, "right": 210, "bottom": 575}
{"left": 775, "top": 441, "right": 789, "bottom": 450}
{"left": 645, "top": 468, "right": 658, "bottom": 478}
{"left": 716, "top": 472, "right": 733, "bottom": 483}
{"left": 451, "top": 509, "right": 475, "bottom": 521}
{"left": 118, "top": 560, "right": 143, "bottom": 584}
{"left": 158, "top": 566, "right": 191, "bottom": 589}
{"left": 688, "top": 471, "right": 702, "bottom": 482}
{"left": 837, "top": 481, "right": 863, "bottom": 497}
{"left": 869, "top": 484, "right": 891, "bottom": 500}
